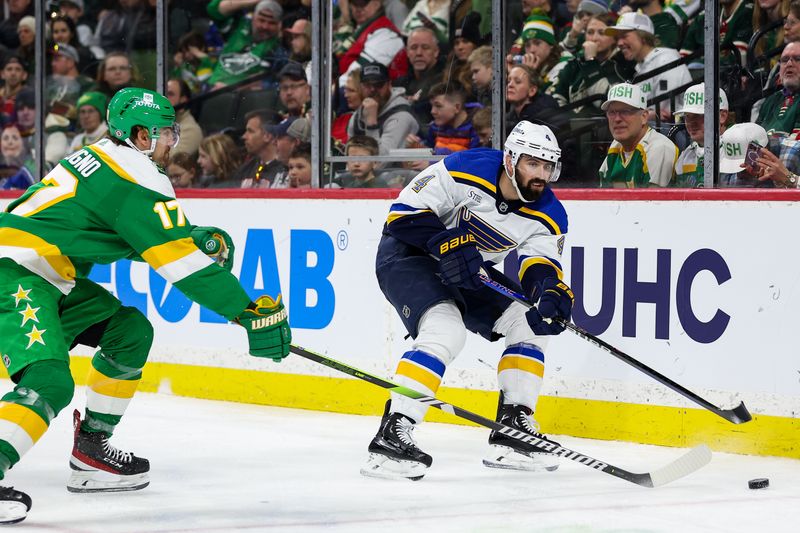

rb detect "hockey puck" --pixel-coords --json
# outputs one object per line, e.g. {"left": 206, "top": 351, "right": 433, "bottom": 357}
{"left": 748, "top": 478, "right": 769, "bottom": 489}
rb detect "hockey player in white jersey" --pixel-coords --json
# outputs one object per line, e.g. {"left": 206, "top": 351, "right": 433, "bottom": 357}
{"left": 362, "top": 121, "right": 574, "bottom": 480}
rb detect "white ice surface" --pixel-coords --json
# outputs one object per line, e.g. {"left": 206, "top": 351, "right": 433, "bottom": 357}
{"left": 7, "top": 389, "right": 800, "bottom": 533}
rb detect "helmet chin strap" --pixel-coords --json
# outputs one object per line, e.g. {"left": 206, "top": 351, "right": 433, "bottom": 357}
{"left": 124, "top": 136, "right": 157, "bottom": 156}
{"left": 505, "top": 159, "right": 536, "bottom": 203}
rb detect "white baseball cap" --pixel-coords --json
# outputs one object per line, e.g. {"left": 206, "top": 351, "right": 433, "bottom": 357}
{"left": 605, "top": 12, "right": 655, "bottom": 36}
{"left": 601, "top": 82, "right": 648, "bottom": 111}
{"left": 719, "top": 123, "right": 769, "bottom": 173}
{"left": 675, "top": 83, "right": 729, "bottom": 116}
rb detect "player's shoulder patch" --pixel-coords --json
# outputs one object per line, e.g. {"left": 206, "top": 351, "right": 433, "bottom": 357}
{"left": 89, "top": 139, "right": 174, "bottom": 198}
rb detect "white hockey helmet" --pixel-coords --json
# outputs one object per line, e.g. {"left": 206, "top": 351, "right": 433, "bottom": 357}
{"left": 504, "top": 121, "right": 562, "bottom": 186}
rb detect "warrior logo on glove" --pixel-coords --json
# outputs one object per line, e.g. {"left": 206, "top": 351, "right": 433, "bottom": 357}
{"left": 234, "top": 295, "right": 292, "bottom": 361}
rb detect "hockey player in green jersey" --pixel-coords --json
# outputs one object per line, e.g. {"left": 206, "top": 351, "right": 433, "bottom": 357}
{"left": 0, "top": 87, "right": 291, "bottom": 524}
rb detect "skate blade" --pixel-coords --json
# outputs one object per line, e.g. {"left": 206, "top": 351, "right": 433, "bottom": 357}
{"left": 67, "top": 466, "right": 150, "bottom": 493}
{"left": 0, "top": 501, "right": 28, "bottom": 524}
{"left": 483, "top": 445, "right": 559, "bottom": 472}
{"left": 360, "top": 452, "right": 427, "bottom": 481}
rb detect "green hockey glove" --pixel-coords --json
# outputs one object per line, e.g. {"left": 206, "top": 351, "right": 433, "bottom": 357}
{"left": 234, "top": 295, "right": 292, "bottom": 361}
{"left": 190, "top": 226, "right": 235, "bottom": 272}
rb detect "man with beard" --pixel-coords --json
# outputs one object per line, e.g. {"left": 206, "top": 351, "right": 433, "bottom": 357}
{"left": 0, "top": 87, "right": 291, "bottom": 524}
{"left": 673, "top": 83, "right": 730, "bottom": 187}
{"left": 207, "top": 0, "right": 288, "bottom": 88}
{"left": 599, "top": 82, "right": 677, "bottom": 187}
{"left": 757, "top": 42, "right": 800, "bottom": 139}
{"left": 361, "top": 121, "right": 573, "bottom": 481}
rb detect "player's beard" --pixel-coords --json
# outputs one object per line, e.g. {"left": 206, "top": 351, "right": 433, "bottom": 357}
{"left": 515, "top": 173, "right": 546, "bottom": 202}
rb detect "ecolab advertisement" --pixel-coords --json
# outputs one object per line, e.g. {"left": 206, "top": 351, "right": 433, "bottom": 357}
{"left": 2, "top": 196, "right": 798, "bottom": 418}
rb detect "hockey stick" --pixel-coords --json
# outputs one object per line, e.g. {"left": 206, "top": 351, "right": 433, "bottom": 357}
{"left": 289, "top": 344, "right": 711, "bottom": 488}
{"left": 478, "top": 273, "right": 752, "bottom": 424}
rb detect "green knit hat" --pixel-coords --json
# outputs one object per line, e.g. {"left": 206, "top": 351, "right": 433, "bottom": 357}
{"left": 76, "top": 91, "right": 108, "bottom": 118}
{"left": 521, "top": 13, "right": 556, "bottom": 45}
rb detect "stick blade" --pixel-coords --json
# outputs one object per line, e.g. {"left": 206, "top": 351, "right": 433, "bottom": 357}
{"left": 723, "top": 401, "right": 752, "bottom": 424}
{"left": 648, "top": 444, "right": 712, "bottom": 488}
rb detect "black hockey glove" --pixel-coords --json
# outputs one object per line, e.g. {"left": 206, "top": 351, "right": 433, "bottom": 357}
{"left": 427, "top": 228, "right": 483, "bottom": 291}
{"left": 526, "top": 278, "right": 574, "bottom": 335}
{"left": 190, "top": 226, "right": 235, "bottom": 272}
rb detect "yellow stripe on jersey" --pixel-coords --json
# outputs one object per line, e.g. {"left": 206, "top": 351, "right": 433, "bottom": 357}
{"left": 88, "top": 144, "right": 139, "bottom": 185}
{"left": 517, "top": 207, "right": 563, "bottom": 235}
{"left": 519, "top": 257, "right": 563, "bottom": 281}
{"left": 141, "top": 237, "right": 197, "bottom": 270}
{"left": 396, "top": 360, "right": 442, "bottom": 392}
{"left": 87, "top": 366, "right": 140, "bottom": 399}
{"left": 386, "top": 208, "right": 432, "bottom": 225}
{"left": 498, "top": 356, "right": 545, "bottom": 378}
{"left": 0, "top": 227, "right": 76, "bottom": 282}
{"left": 0, "top": 402, "right": 48, "bottom": 443}
{"left": 449, "top": 171, "right": 497, "bottom": 193}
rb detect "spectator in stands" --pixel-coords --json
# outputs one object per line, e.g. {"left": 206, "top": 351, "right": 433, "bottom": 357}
{"left": 285, "top": 18, "right": 312, "bottom": 65}
{"left": 58, "top": 0, "right": 96, "bottom": 55}
{"left": 333, "top": 69, "right": 362, "bottom": 145}
{"left": 680, "top": 0, "right": 752, "bottom": 67}
{"left": 508, "top": 5, "right": 556, "bottom": 56}
{"left": 92, "top": 52, "right": 138, "bottom": 98}
{"left": 334, "top": 0, "right": 405, "bottom": 86}
{"left": 197, "top": 133, "right": 243, "bottom": 188}
{"left": 234, "top": 109, "right": 289, "bottom": 188}
{"left": 394, "top": 27, "right": 446, "bottom": 128}
{"left": 171, "top": 31, "right": 214, "bottom": 95}
{"left": 166, "top": 78, "right": 203, "bottom": 156}
{"left": 786, "top": 1, "right": 800, "bottom": 43}
{"left": 505, "top": 64, "right": 562, "bottom": 134}
{"left": 92, "top": 0, "right": 158, "bottom": 87}
{"left": 168, "top": 152, "right": 201, "bottom": 188}
{"left": 753, "top": 135, "right": 800, "bottom": 188}
{"left": 0, "top": 56, "right": 27, "bottom": 126}
{"left": 599, "top": 82, "right": 677, "bottom": 187}
{"left": 276, "top": 117, "right": 311, "bottom": 168}
{"left": 719, "top": 123, "right": 771, "bottom": 187}
{"left": 757, "top": 42, "right": 800, "bottom": 138}
{"left": 14, "top": 16, "right": 35, "bottom": 76}
{"left": 67, "top": 91, "right": 109, "bottom": 153}
{"left": 510, "top": 14, "right": 572, "bottom": 93}
{"left": 49, "top": 14, "right": 96, "bottom": 78}
{"left": 472, "top": 105, "right": 493, "bottom": 147}
{"left": 605, "top": 12, "right": 692, "bottom": 121}
{"left": 445, "top": 11, "right": 484, "bottom": 97}
{"left": 0, "top": 124, "right": 34, "bottom": 190}
{"left": 407, "top": 82, "right": 480, "bottom": 158}
{"left": 468, "top": 45, "right": 493, "bottom": 106}
{"left": 13, "top": 87, "right": 34, "bottom": 140}
{"left": 278, "top": 62, "right": 311, "bottom": 120}
{"left": 287, "top": 143, "right": 312, "bottom": 188}
{"left": 552, "top": 13, "right": 635, "bottom": 110}
{"left": 207, "top": 0, "right": 288, "bottom": 89}
{"left": 402, "top": 0, "right": 451, "bottom": 43}
{"left": 48, "top": 43, "right": 94, "bottom": 110}
{"left": 347, "top": 62, "right": 420, "bottom": 154}
{"left": 752, "top": 0, "right": 790, "bottom": 65}
{"left": 619, "top": 0, "right": 680, "bottom": 49}
{"left": 338, "top": 135, "right": 392, "bottom": 187}
{"left": 559, "top": 0, "right": 609, "bottom": 54}
{"left": 0, "top": 0, "right": 33, "bottom": 50}
{"left": 673, "top": 83, "right": 730, "bottom": 187}
{"left": 385, "top": 0, "right": 410, "bottom": 29}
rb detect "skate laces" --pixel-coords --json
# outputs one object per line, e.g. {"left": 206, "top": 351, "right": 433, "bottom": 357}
{"left": 517, "top": 412, "right": 541, "bottom": 435}
{"left": 101, "top": 437, "right": 133, "bottom": 464}
{"left": 392, "top": 416, "right": 418, "bottom": 447}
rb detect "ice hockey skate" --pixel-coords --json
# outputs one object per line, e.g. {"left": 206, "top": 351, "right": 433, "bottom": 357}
{"left": 361, "top": 402, "right": 432, "bottom": 481}
{"left": 0, "top": 486, "right": 31, "bottom": 524}
{"left": 483, "top": 403, "right": 560, "bottom": 472}
{"left": 67, "top": 410, "right": 150, "bottom": 493}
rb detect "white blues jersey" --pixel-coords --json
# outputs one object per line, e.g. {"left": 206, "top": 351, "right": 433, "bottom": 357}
{"left": 384, "top": 148, "right": 568, "bottom": 295}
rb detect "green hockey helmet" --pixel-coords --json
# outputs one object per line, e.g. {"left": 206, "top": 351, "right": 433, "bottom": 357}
{"left": 107, "top": 87, "right": 179, "bottom": 154}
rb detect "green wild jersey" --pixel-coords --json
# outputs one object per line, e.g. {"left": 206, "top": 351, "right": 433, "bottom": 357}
{"left": 599, "top": 128, "right": 678, "bottom": 188}
{"left": 0, "top": 138, "right": 251, "bottom": 320}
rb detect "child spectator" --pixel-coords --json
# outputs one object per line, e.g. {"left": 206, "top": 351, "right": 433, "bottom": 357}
{"left": 472, "top": 105, "right": 493, "bottom": 147}
{"left": 337, "top": 135, "right": 392, "bottom": 188}
{"left": 171, "top": 31, "right": 214, "bottom": 95}
{"left": 468, "top": 45, "right": 493, "bottom": 107}
{"left": 416, "top": 82, "right": 480, "bottom": 155}
{"left": 197, "top": 133, "right": 243, "bottom": 188}
{"left": 287, "top": 143, "right": 312, "bottom": 188}
{"left": 168, "top": 152, "right": 201, "bottom": 188}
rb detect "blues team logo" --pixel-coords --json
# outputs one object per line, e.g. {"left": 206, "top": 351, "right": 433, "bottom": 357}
{"left": 411, "top": 175, "right": 435, "bottom": 193}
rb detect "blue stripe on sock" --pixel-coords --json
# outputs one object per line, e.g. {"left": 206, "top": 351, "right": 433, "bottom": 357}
{"left": 502, "top": 343, "right": 544, "bottom": 363}
{"left": 401, "top": 350, "right": 446, "bottom": 377}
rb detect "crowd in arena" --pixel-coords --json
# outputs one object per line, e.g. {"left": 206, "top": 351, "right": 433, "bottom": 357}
{"left": 0, "top": 0, "right": 799, "bottom": 189}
